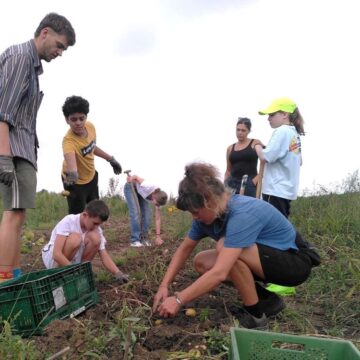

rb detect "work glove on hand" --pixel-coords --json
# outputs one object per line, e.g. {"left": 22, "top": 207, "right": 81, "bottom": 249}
{"left": 108, "top": 156, "right": 122, "bottom": 174}
{"left": 64, "top": 171, "right": 79, "bottom": 186}
{"left": 114, "top": 272, "right": 130, "bottom": 284}
{"left": 0, "top": 155, "right": 15, "bottom": 186}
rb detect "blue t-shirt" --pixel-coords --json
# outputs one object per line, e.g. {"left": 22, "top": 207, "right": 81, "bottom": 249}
{"left": 188, "top": 195, "right": 297, "bottom": 251}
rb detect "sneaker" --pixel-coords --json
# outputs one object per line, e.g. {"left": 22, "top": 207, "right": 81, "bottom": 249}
{"left": 266, "top": 284, "right": 296, "bottom": 296}
{"left": 130, "top": 241, "right": 143, "bottom": 247}
{"left": 260, "top": 292, "right": 286, "bottom": 317}
{"left": 237, "top": 309, "right": 268, "bottom": 329}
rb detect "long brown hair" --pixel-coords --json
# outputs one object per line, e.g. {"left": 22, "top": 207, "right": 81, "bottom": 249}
{"left": 176, "top": 163, "right": 230, "bottom": 215}
{"left": 289, "top": 108, "right": 305, "bottom": 135}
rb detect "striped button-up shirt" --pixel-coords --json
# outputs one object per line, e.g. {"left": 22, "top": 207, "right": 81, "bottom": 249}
{"left": 0, "top": 39, "right": 44, "bottom": 169}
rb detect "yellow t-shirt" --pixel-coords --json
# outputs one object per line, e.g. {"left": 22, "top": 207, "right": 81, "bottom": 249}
{"left": 62, "top": 121, "right": 96, "bottom": 185}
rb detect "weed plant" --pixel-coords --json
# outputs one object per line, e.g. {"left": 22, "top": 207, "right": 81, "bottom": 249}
{"left": 0, "top": 321, "right": 40, "bottom": 359}
{"left": 109, "top": 299, "right": 151, "bottom": 358}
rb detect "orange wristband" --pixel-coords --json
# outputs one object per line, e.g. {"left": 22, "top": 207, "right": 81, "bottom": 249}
{"left": 0, "top": 271, "right": 13, "bottom": 280}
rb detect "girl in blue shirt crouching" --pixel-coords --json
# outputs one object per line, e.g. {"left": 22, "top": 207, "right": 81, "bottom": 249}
{"left": 153, "top": 162, "right": 315, "bottom": 328}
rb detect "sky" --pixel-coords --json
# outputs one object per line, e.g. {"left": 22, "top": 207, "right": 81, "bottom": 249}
{"left": 1, "top": 0, "right": 359, "bottom": 198}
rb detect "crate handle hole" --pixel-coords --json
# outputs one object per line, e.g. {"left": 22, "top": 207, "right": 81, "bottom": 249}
{"left": 272, "top": 340, "right": 305, "bottom": 352}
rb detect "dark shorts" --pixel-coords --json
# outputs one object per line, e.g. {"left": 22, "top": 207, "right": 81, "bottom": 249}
{"left": 258, "top": 244, "right": 312, "bottom": 286}
{"left": 63, "top": 172, "right": 99, "bottom": 214}
{"left": 262, "top": 194, "right": 291, "bottom": 218}
{"left": 0, "top": 157, "right": 37, "bottom": 210}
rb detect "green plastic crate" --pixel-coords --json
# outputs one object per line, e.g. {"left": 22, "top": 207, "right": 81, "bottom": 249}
{"left": 229, "top": 328, "right": 360, "bottom": 360}
{"left": 0, "top": 262, "right": 98, "bottom": 337}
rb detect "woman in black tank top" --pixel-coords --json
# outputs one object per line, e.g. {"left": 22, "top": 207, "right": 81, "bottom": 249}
{"left": 224, "top": 117, "right": 264, "bottom": 197}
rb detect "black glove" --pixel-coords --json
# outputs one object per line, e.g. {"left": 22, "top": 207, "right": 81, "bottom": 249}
{"left": 108, "top": 156, "right": 122, "bottom": 174}
{"left": 64, "top": 171, "right": 79, "bottom": 186}
{"left": 114, "top": 272, "right": 129, "bottom": 284}
{"left": 0, "top": 155, "right": 15, "bottom": 186}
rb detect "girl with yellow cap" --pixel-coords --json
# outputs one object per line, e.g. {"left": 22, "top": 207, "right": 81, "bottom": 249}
{"left": 254, "top": 97, "right": 305, "bottom": 218}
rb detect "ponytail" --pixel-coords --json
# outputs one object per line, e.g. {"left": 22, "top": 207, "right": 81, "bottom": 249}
{"left": 289, "top": 108, "right": 305, "bottom": 135}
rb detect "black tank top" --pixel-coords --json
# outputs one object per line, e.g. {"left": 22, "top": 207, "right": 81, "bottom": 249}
{"left": 229, "top": 139, "right": 258, "bottom": 179}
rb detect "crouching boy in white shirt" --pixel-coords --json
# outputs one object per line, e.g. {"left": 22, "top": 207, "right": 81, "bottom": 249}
{"left": 42, "top": 199, "right": 129, "bottom": 284}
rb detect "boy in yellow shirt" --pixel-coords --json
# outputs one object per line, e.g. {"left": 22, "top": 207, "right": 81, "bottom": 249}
{"left": 61, "top": 95, "right": 122, "bottom": 214}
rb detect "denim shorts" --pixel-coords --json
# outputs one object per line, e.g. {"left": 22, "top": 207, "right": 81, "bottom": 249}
{"left": 0, "top": 157, "right": 37, "bottom": 210}
{"left": 226, "top": 176, "right": 257, "bottom": 197}
{"left": 258, "top": 244, "right": 312, "bottom": 286}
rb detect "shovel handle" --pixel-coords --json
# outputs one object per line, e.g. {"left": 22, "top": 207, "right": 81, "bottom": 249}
{"left": 256, "top": 161, "right": 265, "bottom": 199}
{"left": 239, "top": 174, "right": 248, "bottom": 195}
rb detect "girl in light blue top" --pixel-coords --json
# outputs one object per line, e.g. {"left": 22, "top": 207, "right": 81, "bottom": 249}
{"left": 254, "top": 97, "right": 305, "bottom": 218}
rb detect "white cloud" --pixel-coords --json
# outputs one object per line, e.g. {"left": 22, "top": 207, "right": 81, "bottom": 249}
{"left": 1, "top": 0, "right": 359, "bottom": 197}
{"left": 116, "top": 26, "right": 157, "bottom": 56}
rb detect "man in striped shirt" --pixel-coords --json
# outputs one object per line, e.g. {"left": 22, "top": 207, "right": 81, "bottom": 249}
{"left": 0, "top": 13, "right": 76, "bottom": 283}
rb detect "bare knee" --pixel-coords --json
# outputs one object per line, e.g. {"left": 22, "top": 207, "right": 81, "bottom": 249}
{"left": 1, "top": 210, "right": 26, "bottom": 229}
{"left": 67, "top": 233, "right": 82, "bottom": 249}
{"left": 193, "top": 250, "right": 217, "bottom": 274}
{"left": 235, "top": 259, "right": 248, "bottom": 272}
{"left": 193, "top": 253, "right": 206, "bottom": 274}
{"left": 84, "top": 231, "right": 101, "bottom": 249}
{"left": 232, "top": 258, "right": 260, "bottom": 279}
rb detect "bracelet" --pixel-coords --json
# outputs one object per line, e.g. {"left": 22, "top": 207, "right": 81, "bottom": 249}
{"left": 156, "top": 233, "right": 161, "bottom": 236}
{"left": 174, "top": 292, "right": 183, "bottom": 306}
{"left": 0, "top": 271, "right": 13, "bottom": 280}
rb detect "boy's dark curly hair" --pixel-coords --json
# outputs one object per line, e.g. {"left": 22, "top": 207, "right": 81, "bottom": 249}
{"left": 62, "top": 95, "right": 89, "bottom": 117}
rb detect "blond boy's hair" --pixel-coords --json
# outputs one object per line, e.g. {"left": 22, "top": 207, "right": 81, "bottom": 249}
{"left": 153, "top": 189, "right": 168, "bottom": 206}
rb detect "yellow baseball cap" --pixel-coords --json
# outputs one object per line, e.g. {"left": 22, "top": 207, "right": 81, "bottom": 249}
{"left": 259, "top": 97, "right": 297, "bottom": 115}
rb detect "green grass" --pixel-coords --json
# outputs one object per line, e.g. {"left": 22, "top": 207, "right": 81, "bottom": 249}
{"left": 26, "top": 191, "right": 68, "bottom": 229}
{"left": 1, "top": 177, "right": 360, "bottom": 356}
{"left": 103, "top": 196, "right": 129, "bottom": 217}
{"left": 290, "top": 192, "right": 360, "bottom": 341}
{"left": 0, "top": 321, "right": 40, "bottom": 359}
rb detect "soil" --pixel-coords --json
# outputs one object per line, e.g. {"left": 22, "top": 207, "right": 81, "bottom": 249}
{"left": 13, "top": 217, "right": 359, "bottom": 359}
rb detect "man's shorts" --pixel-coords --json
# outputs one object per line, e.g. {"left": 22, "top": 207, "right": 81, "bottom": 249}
{"left": 258, "top": 244, "right": 312, "bottom": 286}
{"left": 0, "top": 158, "right": 37, "bottom": 210}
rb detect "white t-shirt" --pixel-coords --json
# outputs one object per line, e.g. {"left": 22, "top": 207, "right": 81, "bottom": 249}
{"left": 262, "top": 125, "right": 302, "bottom": 200}
{"left": 42, "top": 214, "right": 106, "bottom": 268}
{"left": 135, "top": 180, "right": 157, "bottom": 200}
